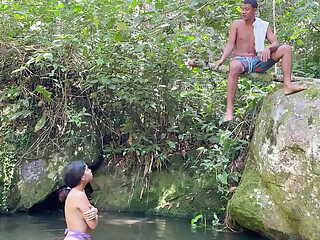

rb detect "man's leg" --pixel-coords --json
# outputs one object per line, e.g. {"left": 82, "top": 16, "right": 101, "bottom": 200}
{"left": 271, "top": 44, "right": 306, "bottom": 95}
{"left": 224, "top": 60, "right": 244, "bottom": 121}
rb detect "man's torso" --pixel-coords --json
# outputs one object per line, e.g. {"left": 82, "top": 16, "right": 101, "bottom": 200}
{"left": 233, "top": 19, "right": 256, "bottom": 57}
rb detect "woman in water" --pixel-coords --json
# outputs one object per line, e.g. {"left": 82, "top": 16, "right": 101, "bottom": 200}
{"left": 62, "top": 161, "right": 98, "bottom": 240}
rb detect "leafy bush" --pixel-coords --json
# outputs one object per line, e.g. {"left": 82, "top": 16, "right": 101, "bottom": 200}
{"left": 0, "top": 0, "right": 317, "bottom": 216}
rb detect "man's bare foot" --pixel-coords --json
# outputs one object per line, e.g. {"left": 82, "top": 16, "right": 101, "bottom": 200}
{"left": 223, "top": 112, "right": 233, "bottom": 122}
{"left": 284, "top": 84, "right": 306, "bottom": 95}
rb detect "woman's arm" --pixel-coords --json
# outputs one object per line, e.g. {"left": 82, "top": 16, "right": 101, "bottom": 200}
{"left": 77, "top": 192, "right": 98, "bottom": 230}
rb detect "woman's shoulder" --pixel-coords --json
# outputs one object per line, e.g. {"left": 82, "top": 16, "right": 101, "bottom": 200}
{"left": 68, "top": 189, "right": 87, "bottom": 200}
{"left": 66, "top": 190, "right": 88, "bottom": 210}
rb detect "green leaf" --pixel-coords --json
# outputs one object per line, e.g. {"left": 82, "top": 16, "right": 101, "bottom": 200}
{"left": 8, "top": 110, "right": 32, "bottom": 121}
{"left": 6, "top": 87, "right": 20, "bottom": 97}
{"left": 43, "top": 53, "right": 53, "bottom": 61}
{"left": 191, "top": 214, "right": 203, "bottom": 226}
{"left": 13, "top": 13, "right": 25, "bottom": 20}
{"left": 56, "top": 3, "right": 65, "bottom": 9}
{"left": 34, "top": 113, "right": 47, "bottom": 132}
{"left": 166, "top": 140, "right": 176, "bottom": 149}
{"left": 185, "top": 35, "right": 196, "bottom": 41}
{"left": 296, "top": 39, "right": 304, "bottom": 46}
{"left": 216, "top": 172, "right": 228, "bottom": 185}
{"left": 130, "top": 0, "right": 138, "bottom": 8}
{"left": 35, "top": 85, "right": 52, "bottom": 102}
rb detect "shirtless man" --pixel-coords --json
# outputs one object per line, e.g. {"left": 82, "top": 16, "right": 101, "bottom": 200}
{"left": 63, "top": 161, "right": 98, "bottom": 240}
{"left": 215, "top": 0, "right": 306, "bottom": 121}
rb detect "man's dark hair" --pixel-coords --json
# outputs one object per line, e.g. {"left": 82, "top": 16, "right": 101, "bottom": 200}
{"left": 243, "top": 0, "right": 258, "bottom": 8}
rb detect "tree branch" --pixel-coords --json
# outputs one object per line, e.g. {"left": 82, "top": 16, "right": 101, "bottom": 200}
{"left": 312, "top": 24, "right": 320, "bottom": 32}
{"left": 186, "top": 59, "right": 320, "bottom": 82}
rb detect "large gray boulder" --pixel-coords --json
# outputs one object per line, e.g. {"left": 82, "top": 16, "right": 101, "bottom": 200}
{"left": 228, "top": 80, "right": 320, "bottom": 240}
{"left": 15, "top": 152, "right": 67, "bottom": 210}
{"left": 8, "top": 131, "right": 100, "bottom": 211}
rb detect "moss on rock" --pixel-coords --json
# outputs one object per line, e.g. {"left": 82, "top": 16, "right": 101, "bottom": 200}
{"left": 92, "top": 167, "right": 226, "bottom": 220}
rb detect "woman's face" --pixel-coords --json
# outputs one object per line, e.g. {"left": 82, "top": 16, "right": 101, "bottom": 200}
{"left": 83, "top": 165, "right": 93, "bottom": 182}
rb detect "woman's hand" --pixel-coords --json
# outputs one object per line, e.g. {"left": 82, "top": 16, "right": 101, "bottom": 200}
{"left": 83, "top": 207, "right": 98, "bottom": 221}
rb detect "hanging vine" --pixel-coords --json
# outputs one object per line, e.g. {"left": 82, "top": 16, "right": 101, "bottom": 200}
{"left": 0, "top": 143, "right": 16, "bottom": 211}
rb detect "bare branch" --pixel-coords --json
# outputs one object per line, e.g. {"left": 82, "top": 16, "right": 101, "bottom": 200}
{"left": 312, "top": 24, "right": 320, "bottom": 32}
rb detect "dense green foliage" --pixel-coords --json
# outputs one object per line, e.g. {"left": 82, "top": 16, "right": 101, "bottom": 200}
{"left": 0, "top": 0, "right": 319, "bottom": 220}
{"left": 275, "top": 0, "right": 320, "bottom": 77}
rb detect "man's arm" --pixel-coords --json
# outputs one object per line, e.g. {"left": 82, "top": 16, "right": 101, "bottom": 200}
{"left": 261, "top": 26, "right": 280, "bottom": 61}
{"left": 216, "top": 21, "right": 238, "bottom": 66}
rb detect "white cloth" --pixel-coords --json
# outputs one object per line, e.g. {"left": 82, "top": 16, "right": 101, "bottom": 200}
{"left": 253, "top": 17, "right": 269, "bottom": 53}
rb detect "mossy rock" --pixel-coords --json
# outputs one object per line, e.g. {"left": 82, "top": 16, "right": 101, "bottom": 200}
{"left": 7, "top": 128, "right": 100, "bottom": 211}
{"left": 15, "top": 153, "right": 67, "bottom": 210}
{"left": 92, "top": 167, "right": 226, "bottom": 220}
{"left": 228, "top": 80, "right": 320, "bottom": 240}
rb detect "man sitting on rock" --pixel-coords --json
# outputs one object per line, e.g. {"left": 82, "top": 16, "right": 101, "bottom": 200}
{"left": 214, "top": 0, "right": 306, "bottom": 121}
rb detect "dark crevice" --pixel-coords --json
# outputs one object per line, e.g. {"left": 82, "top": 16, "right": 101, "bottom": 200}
{"left": 29, "top": 187, "right": 65, "bottom": 213}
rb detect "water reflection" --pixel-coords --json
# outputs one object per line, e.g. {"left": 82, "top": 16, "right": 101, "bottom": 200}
{"left": 0, "top": 212, "right": 265, "bottom": 240}
{"left": 94, "top": 214, "right": 265, "bottom": 240}
{"left": 0, "top": 213, "right": 65, "bottom": 240}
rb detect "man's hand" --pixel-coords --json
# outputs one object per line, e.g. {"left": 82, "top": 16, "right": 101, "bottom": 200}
{"left": 213, "top": 59, "right": 224, "bottom": 70}
{"left": 186, "top": 58, "right": 199, "bottom": 67}
{"left": 261, "top": 47, "right": 271, "bottom": 62}
{"left": 83, "top": 207, "right": 98, "bottom": 221}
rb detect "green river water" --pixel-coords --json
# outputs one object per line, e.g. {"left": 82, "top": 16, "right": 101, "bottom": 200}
{"left": 0, "top": 212, "right": 267, "bottom": 240}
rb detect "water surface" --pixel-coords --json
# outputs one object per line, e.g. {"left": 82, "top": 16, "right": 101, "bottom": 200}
{"left": 0, "top": 212, "right": 266, "bottom": 240}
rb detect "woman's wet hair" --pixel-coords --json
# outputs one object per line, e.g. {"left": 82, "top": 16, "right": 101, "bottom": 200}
{"left": 63, "top": 161, "right": 86, "bottom": 188}
{"left": 243, "top": 0, "right": 258, "bottom": 8}
{"left": 58, "top": 161, "right": 86, "bottom": 202}
{"left": 58, "top": 187, "right": 70, "bottom": 202}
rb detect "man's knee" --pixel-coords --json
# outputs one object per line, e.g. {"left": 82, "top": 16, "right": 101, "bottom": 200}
{"left": 279, "top": 44, "right": 292, "bottom": 53}
{"left": 229, "top": 60, "right": 244, "bottom": 74}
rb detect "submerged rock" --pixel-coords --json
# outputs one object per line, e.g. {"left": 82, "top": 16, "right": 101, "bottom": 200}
{"left": 228, "top": 80, "right": 320, "bottom": 240}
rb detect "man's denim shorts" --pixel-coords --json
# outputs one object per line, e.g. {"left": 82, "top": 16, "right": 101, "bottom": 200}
{"left": 234, "top": 56, "right": 278, "bottom": 73}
